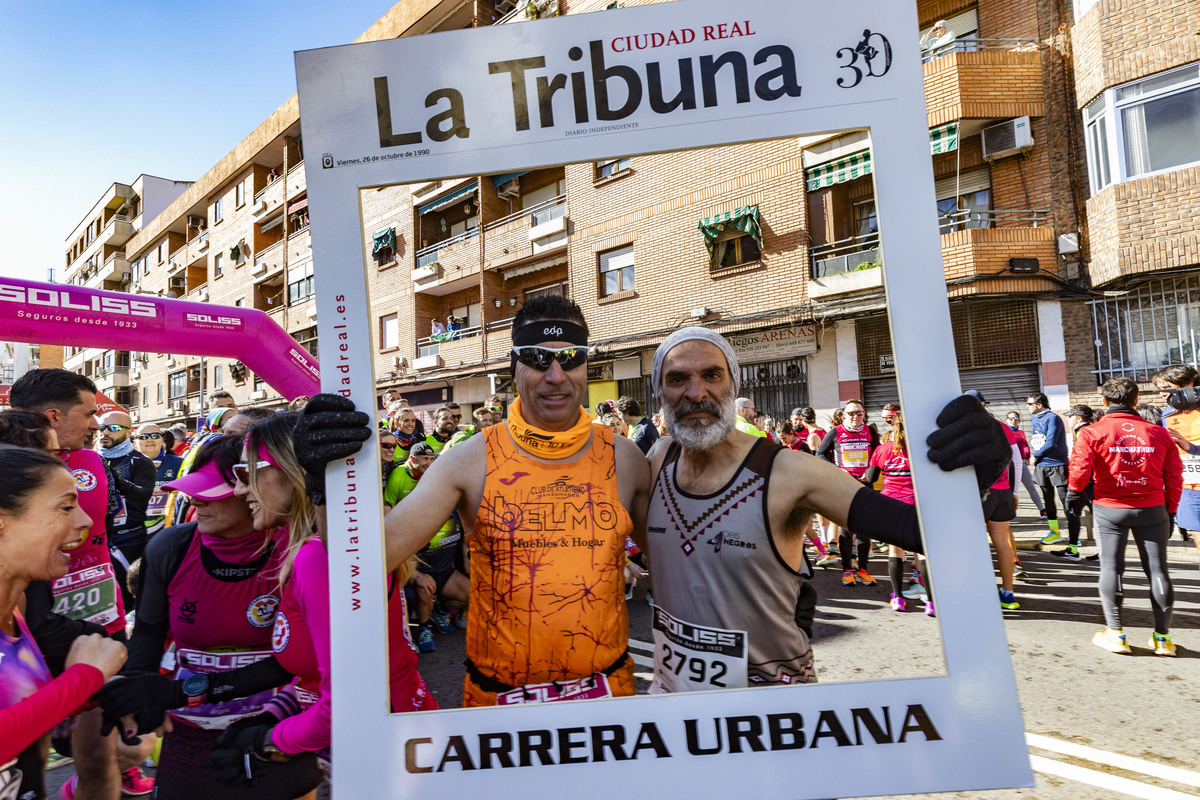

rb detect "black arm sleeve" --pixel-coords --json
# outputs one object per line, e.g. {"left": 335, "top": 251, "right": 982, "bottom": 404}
{"left": 814, "top": 429, "right": 837, "bottom": 462}
{"left": 205, "top": 656, "right": 297, "bottom": 704}
{"left": 847, "top": 487, "right": 922, "bottom": 554}
{"left": 24, "top": 581, "right": 108, "bottom": 677}
{"left": 863, "top": 466, "right": 882, "bottom": 486}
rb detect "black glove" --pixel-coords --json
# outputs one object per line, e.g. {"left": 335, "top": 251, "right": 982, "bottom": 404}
{"left": 1066, "top": 490, "right": 1089, "bottom": 517}
{"left": 97, "top": 673, "right": 186, "bottom": 745}
{"left": 292, "top": 393, "right": 372, "bottom": 505}
{"left": 209, "top": 713, "right": 281, "bottom": 785}
{"left": 926, "top": 395, "right": 1012, "bottom": 492}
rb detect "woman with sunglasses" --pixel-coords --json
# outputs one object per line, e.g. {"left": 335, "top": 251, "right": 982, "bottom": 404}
{"left": 815, "top": 400, "right": 881, "bottom": 587}
{"left": 378, "top": 429, "right": 400, "bottom": 491}
{"left": 0, "top": 445, "right": 128, "bottom": 787}
{"left": 1003, "top": 412, "right": 1045, "bottom": 519}
{"left": 219, "top": 413, "right": 433, "bottom": 774}
{"left": 104, "top": 434, "right": 313, "bottom": 800}
{"left": 102, "top": 415, "right": 433, "bottom": 789}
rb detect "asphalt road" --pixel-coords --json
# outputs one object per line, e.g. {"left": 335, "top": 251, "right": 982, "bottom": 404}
{"left": 43, "top": 508, "right": 1199, "bottom": 799}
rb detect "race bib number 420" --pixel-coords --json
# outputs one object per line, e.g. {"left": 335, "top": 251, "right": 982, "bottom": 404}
{"left": 52, "top": 564, "right": 119, "bottom": 628}
{"left": 651, "top": 606, "right": 747, "bottom": 694}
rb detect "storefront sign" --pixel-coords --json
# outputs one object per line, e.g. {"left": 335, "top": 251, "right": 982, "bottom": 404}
{"left": 728, "top": 324, "right": 817, "bottom": 363}
{"left": 880, "top": 353, "right": 895, "bottom": 374}
{"left": 296, "top": 1, "right": 1032, "bottom": 798}
{"left": 587, "top": 362, "right": 613, "bottom": 382}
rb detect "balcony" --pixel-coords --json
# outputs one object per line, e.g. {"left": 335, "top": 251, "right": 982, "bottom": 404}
{"left": 196, "top": 230, "right": 210, "bottom": 252}
{"left": 418, "top": 324, "right": 484, "bottom": 367}
{"left": 101, "top": 215, "right": 134, "bottom": 246}
{"left": 938, "top": 209, "right": 1056, "bottom": 296}
{"left": 88, "top": 251, "right": 129, "bottom": 286}
{"left": 922, "top": 39, "right": 1043, "bottom": 128}
{"left": 93, "top": 366, "right": 132, "bottom": 389}
{"left": 412, "top": 229, "right": 481, "bottom": 294}
{"left": 253, "top": 240, "right": 285, "bottom": 278}
{"left": 810, "top": 232, "right": 880, "bottom": 280}
{"left": 483, "top": 196, "right": 567, "bottom": 270}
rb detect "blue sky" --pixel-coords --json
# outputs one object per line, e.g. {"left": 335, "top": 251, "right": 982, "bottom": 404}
{"left": 0, "top": 1, "right": 396, "bottom": 284}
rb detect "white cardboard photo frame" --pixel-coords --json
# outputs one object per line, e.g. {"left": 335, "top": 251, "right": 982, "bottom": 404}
{"left": 295, "top": 1, "right": 1034, "bottom": 797}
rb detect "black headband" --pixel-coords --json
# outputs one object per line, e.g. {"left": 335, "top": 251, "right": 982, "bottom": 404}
{"left": 512, "top": 320, "right": 589, "bottom": 347}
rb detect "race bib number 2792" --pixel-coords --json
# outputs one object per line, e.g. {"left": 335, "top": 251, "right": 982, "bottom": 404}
{"left": 651, "top": 606, "right": 747, "bottom": 694}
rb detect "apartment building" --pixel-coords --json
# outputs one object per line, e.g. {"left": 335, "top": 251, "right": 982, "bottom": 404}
{"left": 61, "top": 175, "right": 192, "bottom": 409}
{"left": 57, "top": 0, "right": 1200, "bottom": 429}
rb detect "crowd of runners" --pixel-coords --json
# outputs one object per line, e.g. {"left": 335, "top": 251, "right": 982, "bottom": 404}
{"left": 1, "top": 294, "right": 1191, "bottom": 799}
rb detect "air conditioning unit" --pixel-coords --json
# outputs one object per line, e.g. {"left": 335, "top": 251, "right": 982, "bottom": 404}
{"left": 166, "top": 357, "right": 177, "bottom": 367}
{"left": 188, "top": 367, "right": 201, "bottom": 380}
{"left": 198, "top": 287, "right": 209, "bottom": 302}
{"left": 497, "top": 177, "right": 520, "bottom": 199}
{"left": 168, "top": 276, "right": 186, "bottom": 291}
{"left": 131, "top": 367, "right": 141, "bottom": 379}
{"left": 982, "top": 116, "right": 1034, "bottom": 162}
{"left": 171, "top": 400, "right": 188, "bottom": 413}
{"left": 187, "top": 215, "right": 205, "bottom": 228}
{"left": 250, "top": 389, "right": 268, "bottom": 400}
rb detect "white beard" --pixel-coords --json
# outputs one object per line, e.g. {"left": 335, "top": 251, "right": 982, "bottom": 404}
{"left": 664, "top": 391, "right": 737, "bottom": 452}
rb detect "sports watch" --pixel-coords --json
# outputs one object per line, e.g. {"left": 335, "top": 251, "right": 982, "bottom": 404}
{"left": 181, "top": 673, "right": 209, "bottom": 709}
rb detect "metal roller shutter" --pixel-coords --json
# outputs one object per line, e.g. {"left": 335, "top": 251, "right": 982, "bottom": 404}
{"left": 863, "top": 377, "right": 900, "bottom": 413}
{"left": 864, "top": 364, "right": 1038, "bottom": 422}
{"left": 960, "top": 364, "right": 1042, "bottom": 424}
{"left": 935, "top": 166, "right": 991, "bottom": 200}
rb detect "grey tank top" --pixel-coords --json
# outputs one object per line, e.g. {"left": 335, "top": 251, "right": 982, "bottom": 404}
{"left": 646, "top": 438, "right": 814, "bottom": 686}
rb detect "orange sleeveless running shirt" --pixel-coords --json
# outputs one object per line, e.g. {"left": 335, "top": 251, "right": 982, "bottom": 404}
{"left": 464, "top": 422, "right": 634, "bottom": 707}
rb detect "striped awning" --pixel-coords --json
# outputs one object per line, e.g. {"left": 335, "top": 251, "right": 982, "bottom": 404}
{"left": 372, "top": 227, "right": 396, "bottom": 256}
{"left": 697, "top": 205, "right": 761, "bottom": 259}
{"left": 490, "top": 171, "right": 529, "bottom": 188}
{"left": 805, "top": 151, "right": 872, "bottom": 191}
{"left": 418, "top": 182, "right": 478, "bottom": 215}
{"left": 930, "top": 122, "right": 959, "bottom": 154}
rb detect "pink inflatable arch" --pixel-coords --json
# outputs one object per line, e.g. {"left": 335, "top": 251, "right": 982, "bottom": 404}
{"left": 0, "top": 277, "right": 319, "bottom": 400}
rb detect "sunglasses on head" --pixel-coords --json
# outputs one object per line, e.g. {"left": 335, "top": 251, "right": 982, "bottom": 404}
{"left": 512, "top": 345, "right": 590, "bottom": 371}
{"left": 133, "top": 432, "right": 163, "bottom": 440}
{"left": 232, "top": 460, "right": 274, "bottom": 484}
{"left": 99, "top": 424, "right": 130, "bottom": 433}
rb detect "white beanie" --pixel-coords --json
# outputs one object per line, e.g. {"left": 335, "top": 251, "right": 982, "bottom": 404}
{"left": 651, "top": 326, "right": 740, "bottom": 401}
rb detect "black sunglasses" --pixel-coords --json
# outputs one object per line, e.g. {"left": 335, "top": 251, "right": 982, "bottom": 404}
{"left": 133, "top": 432, "right": 163, "bottom": 440}
{"left": 512, "top": 345, "right": 590, "bottom": 371}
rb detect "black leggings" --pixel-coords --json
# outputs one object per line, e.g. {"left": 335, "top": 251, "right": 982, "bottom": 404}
{"left": 1094, "top": 504, "right": 1174, "bottom": 634}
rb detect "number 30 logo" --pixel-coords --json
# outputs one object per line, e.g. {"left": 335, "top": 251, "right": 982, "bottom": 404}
{"left": 837, "top": 30, "right": 892, "bottom": 89}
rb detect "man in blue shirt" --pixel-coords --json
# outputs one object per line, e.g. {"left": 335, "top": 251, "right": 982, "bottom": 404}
{"left": 617, "top": 396, "right": 659, "bottom": 455}
{"left": 1026, "top": 392, "right": 1081, "bottom": 557}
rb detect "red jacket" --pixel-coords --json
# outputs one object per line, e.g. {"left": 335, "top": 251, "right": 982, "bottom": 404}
{"left": 1068, "top": 408, "right": 1183, "bottom": 512}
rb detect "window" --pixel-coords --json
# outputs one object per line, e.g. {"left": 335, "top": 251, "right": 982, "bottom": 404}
{"left": 1089, "top": 273, "right": 1200, "bottom": 381}
{"left": 595, "top": 157, "right": 631, "bottom": 179}
{"left": 291, "top": 327, "right": 318, "bottom": 359}
{"left": 213, "top": 197, "right": 223, "bottom": 224}
{"left": 236, "top": 180, "right": 246, "bottom": 208}
{"left": 853, "top": 201, "right": 878, "bottom": 237}
{"left": 157, "top": 243, "right": 165, "bottom": 264}
{"left": 213, "top": 365, "right": 223, "bottom": 389}
{"left": 599, "top": 245, "right": 635, "bottom": 296}
{"left": 288, "top": 262, "right": 315, "bottom": 305}
{"left": 142, "top": 387, "right": 149, "bottom": 407}
{"left": 525, "top": 281, "right": 568, "bottom": 300}
{"left": 214, "top": 252, "right": 223, "bottom": 278}
{"left": 254, "top": 375, "right": 266, "bottom": 392}
{"left": 168, "top": 372, "right": 185, "bottom": 400}
{"left": 1085, "top": 63, "right": 1200, "bottom": 195}
{"left": 936, "top": 189, "right": 991, "bottom": 233}
{"left": 380, "top": 314, "right": 399, "bottom": 350}
{"left": 157, "top": 383, "right": 164, "bottom": 403}
{"left": 236, "top": 297, "right": 246, "bottom": 307}
{"left": 712, "top": 228, "right": 761, "bottom": 269}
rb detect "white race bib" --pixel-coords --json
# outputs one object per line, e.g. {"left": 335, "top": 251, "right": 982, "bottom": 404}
{"left": 651, "top": 606, "right": 747, "bottom": 694}
{"left": 1182, "top": 453, "right": 1200, "bottom": 483}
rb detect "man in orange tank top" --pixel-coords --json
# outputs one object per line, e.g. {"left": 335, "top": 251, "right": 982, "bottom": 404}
{"left": 383, "top": 295, "right": 651, "bottom": 706}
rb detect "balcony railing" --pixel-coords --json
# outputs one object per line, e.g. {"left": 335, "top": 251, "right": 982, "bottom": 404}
{"left": 938, "top": 208, "right": 1051, "bottom": 232}
{"left": 810, "top": 232, "right": 881, "bottom": 279}
{"left": 486, "top": 317, "right": 516, "bottom": 332}
{"left": 483, "top": 195, "right": 566, "bottom": 232}
{"left": 414, "top": 227, "right": 479, "bottom": 269}
{"left": 923, "top": 37, "right": 1038, "bottom": 62}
